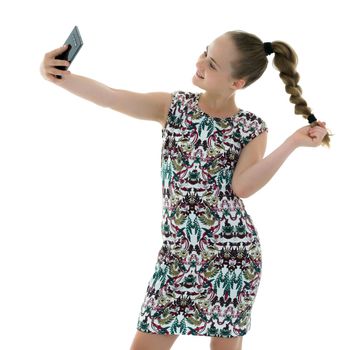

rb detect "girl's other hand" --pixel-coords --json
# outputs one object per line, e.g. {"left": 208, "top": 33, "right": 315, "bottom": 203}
{"left": 289, "top": 121, "right": 329, "bottom": 148}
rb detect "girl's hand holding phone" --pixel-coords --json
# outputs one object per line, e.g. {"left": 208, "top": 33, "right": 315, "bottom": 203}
{"left": 40, "top": 45, "right": 71, "bottom": 83}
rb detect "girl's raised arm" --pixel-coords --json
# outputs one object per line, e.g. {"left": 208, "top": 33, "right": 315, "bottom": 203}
{"left": 40, "top": 45, "right": 172, "bottom": 125}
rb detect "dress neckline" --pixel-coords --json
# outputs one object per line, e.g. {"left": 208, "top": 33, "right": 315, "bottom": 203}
{"left": 195, "top": 92, "right": 243, "bottom": 120}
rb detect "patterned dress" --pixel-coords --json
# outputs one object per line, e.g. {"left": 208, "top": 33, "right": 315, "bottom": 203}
{"left": 136, "top": 91, "right": 268, "bottom": 338}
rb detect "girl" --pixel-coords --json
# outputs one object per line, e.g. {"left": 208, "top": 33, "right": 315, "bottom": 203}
{"left": 40, "top": 29, "right": 330, "bottom": 350}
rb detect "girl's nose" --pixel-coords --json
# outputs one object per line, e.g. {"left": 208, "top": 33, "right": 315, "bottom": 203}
{"left": 196, "top": 60, "right": 205, "bottom": 70}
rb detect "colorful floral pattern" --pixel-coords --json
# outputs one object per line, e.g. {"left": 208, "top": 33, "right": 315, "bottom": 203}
{"left": 136, "top": 91, "right": 268, "bottom": 338}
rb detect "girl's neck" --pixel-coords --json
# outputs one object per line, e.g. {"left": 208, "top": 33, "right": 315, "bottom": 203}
{"left": 198, "top": 92, "right": 239, "bottom": 116}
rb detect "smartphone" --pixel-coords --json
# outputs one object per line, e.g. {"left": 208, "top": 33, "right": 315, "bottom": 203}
{"left": 55, "top": 26, "right": 83, "bottom": 79}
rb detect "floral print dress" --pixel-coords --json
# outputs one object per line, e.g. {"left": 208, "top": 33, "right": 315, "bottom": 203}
{"left": 136, "top": 91, "right": 269, "bottom": 338}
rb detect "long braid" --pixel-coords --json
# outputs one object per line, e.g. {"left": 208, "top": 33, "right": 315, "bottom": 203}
{"left": 271, "top": 41, "right": 331, "bottom": 147}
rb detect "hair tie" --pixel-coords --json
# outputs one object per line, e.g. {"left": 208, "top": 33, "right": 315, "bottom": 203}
{"left": 307, "top": 114, "right": 317, "bottom": 124}
{"left": 263, "top": 42, "right": 274, "bottom": 56}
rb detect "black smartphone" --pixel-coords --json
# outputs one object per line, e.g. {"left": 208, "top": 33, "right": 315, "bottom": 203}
{"left": 55, "top": 26, "right": 83, "bottom": 79}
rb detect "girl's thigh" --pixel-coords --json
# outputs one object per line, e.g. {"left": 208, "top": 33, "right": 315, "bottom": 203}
{"left": 129, "top": 330, "right": 179, "bottom": 350}
{"left": 210, "top": 335, "right": 243, "bottom": 350}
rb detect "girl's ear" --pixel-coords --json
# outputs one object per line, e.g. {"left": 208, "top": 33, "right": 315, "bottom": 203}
{"left": 232, "top": 78, "right": 246, "bottom": 90}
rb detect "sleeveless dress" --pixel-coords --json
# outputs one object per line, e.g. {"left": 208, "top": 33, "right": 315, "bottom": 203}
{"left": 136, "top": 91, "right": 268, "bottom": 338}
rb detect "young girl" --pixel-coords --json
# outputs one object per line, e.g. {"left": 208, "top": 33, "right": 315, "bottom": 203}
{"left": 40, "top": 29, "right": 330, "bottom": 350}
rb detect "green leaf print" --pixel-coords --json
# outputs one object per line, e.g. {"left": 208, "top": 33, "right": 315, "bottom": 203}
{"left": 223, "top": 271, "right": 231, "bottom": 295}
{"left": 170, "top": 317, "right": 180, "bottom": 334}
{"left": 151, "top": 265, "right": 168, "bottom": 288}
{"left": 236, "top": 271, "right": 243, "bottom": 295}
{"left": 194, "top": 217, "right": 201, "bottom": 241}
{"left": 214, "top": 270, "right": 224, "bottom": 293}
{"left": 217, "top": 169, "right": 225, "bottom": 188}
{"left": 186, "top": 219, "right": 192, "bottom": 242}
{"left": 179, "top": 318, "right": 187, "bottom": 334}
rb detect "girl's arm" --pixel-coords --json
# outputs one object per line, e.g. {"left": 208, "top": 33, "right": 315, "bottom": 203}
{"left": 52, "top": 72, "right": 117, "bottom": 108}
{"left": 232, "top": 122, "right": 327, "bottom": 198}
{"left": 52, "top": 73, "right": 172, "bottom": 123}
{"left": 232, "top": 133, "right": 297, "bottom": 198}
{"left": 40, "top": 45, "right": 172, "bottom": 124}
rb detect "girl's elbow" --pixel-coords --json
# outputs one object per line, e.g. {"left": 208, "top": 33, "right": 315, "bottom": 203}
{"left": 232, "top": 185, "right": 250, "bottom": 198}
{"left": 236, "top": 192, "right": 251, "bottom": 199}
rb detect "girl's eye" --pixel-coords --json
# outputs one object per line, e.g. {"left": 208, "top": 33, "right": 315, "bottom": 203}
{"left": 202, "top": 50, "right": 215, "bottom": 69}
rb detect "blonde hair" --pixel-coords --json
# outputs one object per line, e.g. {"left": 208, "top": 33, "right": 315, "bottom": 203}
{"left": 225, "top": 30, "right": 332, "bottom": 147}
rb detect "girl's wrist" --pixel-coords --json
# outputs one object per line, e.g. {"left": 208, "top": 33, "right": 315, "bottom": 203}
{"left": 285, "top": 136, "right": 300, "bottom": 151}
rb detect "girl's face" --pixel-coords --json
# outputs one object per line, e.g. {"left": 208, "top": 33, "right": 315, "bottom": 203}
{"left": 192, "top": 34, "right": 243, "bottom": 93}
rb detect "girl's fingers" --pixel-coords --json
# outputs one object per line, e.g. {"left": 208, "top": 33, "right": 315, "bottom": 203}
{"left": 50, "top": 59, "right": 70, "bottom": 67}
{"left": 310, "top": 121, "right": 326, "bottom": 129}
{"left": 310, "top": 126, "right": 326, "bottom": 133}
{"left": 49, "top": 67, "right": 70, "bottom": 76}
{"left": 316, "top": 121, "right": 326, "bottom": 128}
{"left": 309, "top": 131, "right": 328, "bottom": 142}
{"left": 309, "top": 127, "right": 326, "bottom": 135}
{"left": 46, "top": 45, "right": 68, "bottom": 58}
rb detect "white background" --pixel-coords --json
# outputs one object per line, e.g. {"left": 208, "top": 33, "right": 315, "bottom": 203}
{"left": 1, "top": 0, "right": 349, "bottom": 349}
